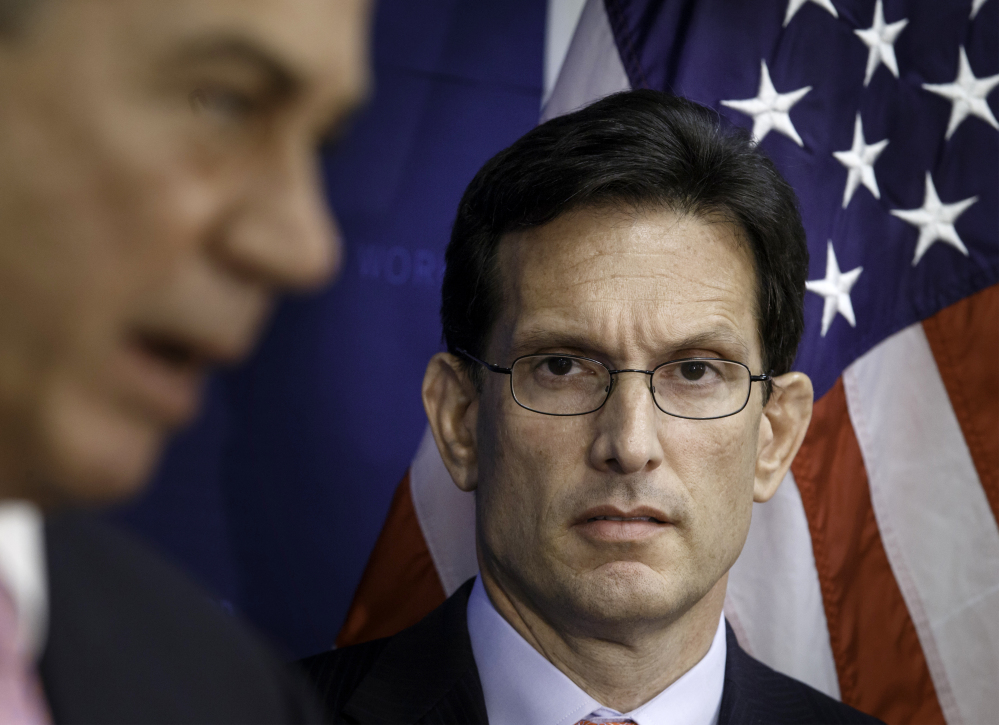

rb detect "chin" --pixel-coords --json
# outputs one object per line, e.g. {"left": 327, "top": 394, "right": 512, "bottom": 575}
{"left": 590, "top": 560, "right": 669, "bottom": 597}
{"left": 562, "top": 561, "right": 681, "bottom": 624}
{"left": 39, "top": 398, "right": 169, "bottom": 506}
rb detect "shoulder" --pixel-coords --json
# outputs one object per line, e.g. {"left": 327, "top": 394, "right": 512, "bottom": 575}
{"left": 41, "top": 511, "right": 321, "bottom": 724}
{"left": 721, "top": 623, "right": 883, "bottom": 725}
{"left": 300, "top": 638, "right": 392, "bottom": 719}
{"left": 299, "top": 579, "right": 486, "bottom": 724}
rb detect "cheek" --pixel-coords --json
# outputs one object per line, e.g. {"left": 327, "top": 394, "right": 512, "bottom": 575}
{"left": 11, "top": 112, "right": 222, "bottom": 347}
{"left": 0, "top": 119, "right": 222, "bottom": 490}
{"left": 477, "top": 403, "right": 587, "bottom": 557}
{"left": 664, "top": 418, "right": 759, "bottom": 545}
{"left": 72, "top": 84, "right": 236, "bottom": 289}
{"left": 99, "top": 139, "right": 220, "bottom": 278}
{"left": 82, "top": 92, "right": 221, "bottom": 269}
{"left": 54, "top": 138, "right": 220, "bottom": 370}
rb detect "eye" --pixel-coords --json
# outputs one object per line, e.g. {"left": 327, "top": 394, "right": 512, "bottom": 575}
{"left": 546, "top": 357, "right": 574, "bottom": 376}
{"left": 680, "top": 361, "right": 707, "bottom": 381}
{"left": 189, "top": 87, "right": 257, "bottom": 123}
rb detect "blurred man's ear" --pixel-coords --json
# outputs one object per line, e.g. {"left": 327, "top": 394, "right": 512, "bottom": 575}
{"left": 753, "top": 372, "right": 813, "bottom": 503}
{"left": 422, "top": 353, "right": 480, "bottom": 492}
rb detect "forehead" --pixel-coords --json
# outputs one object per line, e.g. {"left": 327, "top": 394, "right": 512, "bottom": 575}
{"left": 43, "top": 0, "right": 370, "bottom": 103}
{"left": 493, "top": 206, "right": 761, "bottom": 364}
{"left": 142, "top": 1, "right": 366, "bottom": 69}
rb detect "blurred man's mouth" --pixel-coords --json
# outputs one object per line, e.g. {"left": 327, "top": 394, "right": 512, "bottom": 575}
{"left": 137, "top": 333, "right": 201, "bottom": 368}
{"left": 575, "top": 505, "right": 672, "bottom": 542}
{"left": 115, "top": 330, "right": 214, "bottom": 425}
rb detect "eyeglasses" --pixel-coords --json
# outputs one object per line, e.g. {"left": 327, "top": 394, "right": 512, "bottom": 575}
{"left": 457, "top": 349, "right": 770, "bottom": 420}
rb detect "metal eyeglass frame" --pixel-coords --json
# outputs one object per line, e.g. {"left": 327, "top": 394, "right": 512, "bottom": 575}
{"left": 455, "top": 347, "right": 771, "bottom": 420}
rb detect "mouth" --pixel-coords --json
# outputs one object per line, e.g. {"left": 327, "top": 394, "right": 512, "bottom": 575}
{"left": 586, "top": 514, "right": 666, "bottom": 524}
{"left": 113, "top": 330, "right": 215, "bottom": 424}
{"left": 135, "top": 332, "right": 203, "bottom": 370}
{"left": 575, "top": 506, "right": 672, "bottom": 543}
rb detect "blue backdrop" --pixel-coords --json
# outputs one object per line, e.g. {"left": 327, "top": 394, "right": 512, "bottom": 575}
{"left": 110, "top": 0, "right": 545, "bottom": 659}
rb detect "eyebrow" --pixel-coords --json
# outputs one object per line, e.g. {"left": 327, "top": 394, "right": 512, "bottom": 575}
{"left": 665, "top": 330, "right": 751, "bottom": 360}
{"left": 169, "top": 34, "right": 299, "bottom": 98}
{"left": 511, "top": 327, "right": 752, "bottom": 363}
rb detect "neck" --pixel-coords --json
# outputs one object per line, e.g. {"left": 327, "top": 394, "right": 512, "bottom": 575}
{"left": 479, "top": 567, "right": 726, "bottom": 713}
{"left": 0, "top": 472, "right": 55, "bottom": 510}
{"left": 0, "top": 448, "right": 34, "bottom": 503}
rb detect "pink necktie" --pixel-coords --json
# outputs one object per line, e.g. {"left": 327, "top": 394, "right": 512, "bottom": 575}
{"left": 0, "top": 583, "right": 50, "bottom": 724}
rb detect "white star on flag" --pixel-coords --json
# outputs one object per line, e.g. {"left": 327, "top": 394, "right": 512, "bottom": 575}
{"left": 923, "top": 46, "right": 999, "bottom": 139}
{"left": 806, "top": 241, "right": 862, "bottom": 337}
{"left": 891, "top": 173, "right": 977, "bottom": 266}
{"left": 833, "top": 114, "right": 888, "bottom": 208}
{"left": 971, "top": 0, "right": 989, "bottom": 19}
{"left": 854, "top": 0, "right": 908, "bottom": 86}
{"left": 721, "top": 60, "right": 811, "bottom": 147}
{"left": 783, "top": 0, "right": 838, "bottom": 27}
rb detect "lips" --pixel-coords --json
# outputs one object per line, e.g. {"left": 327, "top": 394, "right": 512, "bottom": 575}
{"left": 133, "top": 323, "right": 248, "bottom": 368}
{"left": 579, "top": 505, "right": 671, "bottom": 525}
{"left": 136, "top": 332, "right": 202, "bottom": 369}
{"left": 112, "top": 329, "right": 219, "bottom": 425}
{"left": 575, "top": 506, "right": 672, "bottom": 543}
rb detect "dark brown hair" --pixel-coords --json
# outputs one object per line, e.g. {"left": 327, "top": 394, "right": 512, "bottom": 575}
{"left": 441, "top": 90, "right": 808, "bottom": 390}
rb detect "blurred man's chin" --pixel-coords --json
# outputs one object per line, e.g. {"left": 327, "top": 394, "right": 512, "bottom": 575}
{"left": 41, "top": 402, "right": 170, "bottom": 507}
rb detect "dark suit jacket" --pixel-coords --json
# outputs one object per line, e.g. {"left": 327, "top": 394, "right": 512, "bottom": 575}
{"left": 302, "top": 579, "right": 882, "bottom": 725}
{"left": 39, "top": 511, "right": 322, "bottom": 724}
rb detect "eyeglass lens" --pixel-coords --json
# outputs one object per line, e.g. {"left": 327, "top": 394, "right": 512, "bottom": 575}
{"left": 510, "top": 355, "right": 752, "bottom": 419}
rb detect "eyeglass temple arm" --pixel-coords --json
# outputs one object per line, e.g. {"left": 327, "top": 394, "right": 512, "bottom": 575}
{"left": 454, "top": 347, "right": 512, "bottom": 375}
{"left": 750, "top": 373, "right": 772, "bottom": 382}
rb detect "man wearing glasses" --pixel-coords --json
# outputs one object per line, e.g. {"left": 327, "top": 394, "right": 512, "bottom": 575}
{"left": 304, "top": 91, "right": 879, "bottom": 724}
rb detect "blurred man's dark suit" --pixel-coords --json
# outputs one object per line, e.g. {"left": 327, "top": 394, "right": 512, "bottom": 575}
{"left": 39, "top": 511, "right": 321, "bottom": 724}
{"left": 302, "top": 580, "right": 882, "bottom": 725}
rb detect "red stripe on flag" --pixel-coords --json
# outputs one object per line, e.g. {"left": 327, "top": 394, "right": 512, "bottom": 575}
{"left": 336, "top": 471, "right": 446, "bottom": 648}
{"left": 791, "top": 379, "right": 946, "bottom": 724}
{"left": 922, "top": 284, "right": 999, "bottom": 526}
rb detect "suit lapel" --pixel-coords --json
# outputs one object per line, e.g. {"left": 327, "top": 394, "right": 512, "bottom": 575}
{"left": 717, "top": 620, "right": 809, "bottom": 724}
{"left": 343, "top": 579, "right": 487, "bottom": 724}
{"left": 717, "top": 621, "right": 760, "bottom": 724}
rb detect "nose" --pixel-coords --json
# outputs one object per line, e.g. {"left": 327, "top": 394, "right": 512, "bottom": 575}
{"left": 589, "top": 371, "right": 665, "bottom": 475}
{"left": 218, "top": 142, "right": 341, "bottom": 291}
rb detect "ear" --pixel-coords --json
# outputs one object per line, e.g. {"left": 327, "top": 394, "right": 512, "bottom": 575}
{"left": 753, "top": 372, "right": 813, "bottom": 503}
{"left": 422, "top": 352, "right": 480, "bottom": 492}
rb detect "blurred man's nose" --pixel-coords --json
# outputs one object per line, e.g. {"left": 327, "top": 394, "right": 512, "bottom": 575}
{"left": 220, "top": 142, "right": 341, "bottom": 291}
{"left": 589, "top": 372, "right": 665, "bottom": 475}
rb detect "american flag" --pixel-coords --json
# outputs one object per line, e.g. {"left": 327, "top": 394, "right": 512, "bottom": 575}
{"left": 336, "top": 2, "right": 998, "bottom": 722}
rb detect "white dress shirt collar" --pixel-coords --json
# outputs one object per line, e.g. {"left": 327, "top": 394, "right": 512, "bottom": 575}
{"left": 0, "top": 501, "right": 47, "bottom": 660}
{"left": 467, "top": 576, "right": 726, "bottom": 725}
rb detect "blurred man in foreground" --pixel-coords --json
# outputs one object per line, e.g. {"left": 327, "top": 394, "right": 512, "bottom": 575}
{"left": 303, "top": 91, "right": 881, "bottom": 724}
{"left": 0, "top": 0, "right": 369, "bottom": 721}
